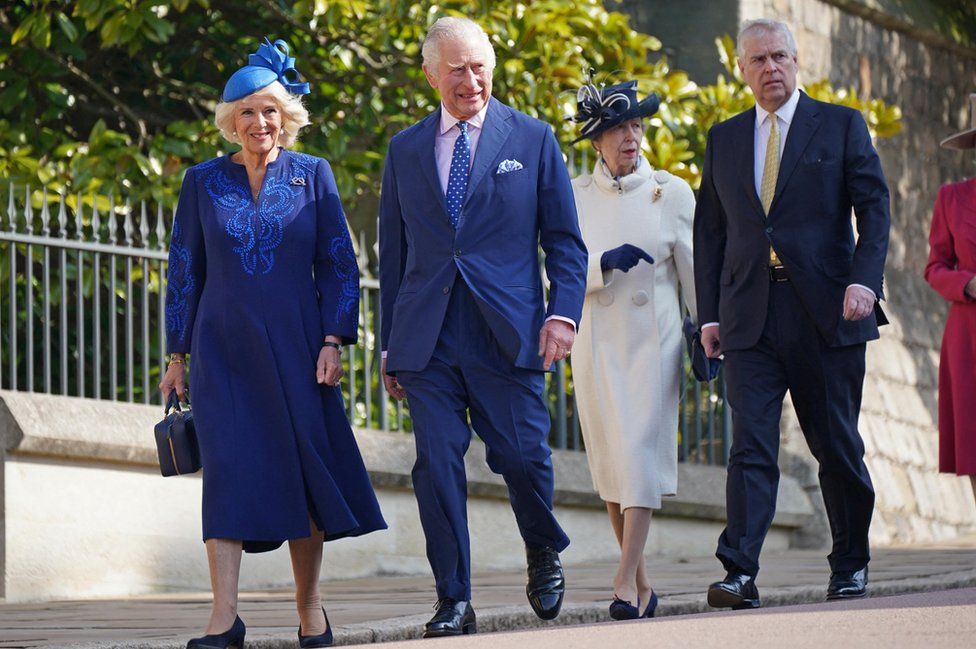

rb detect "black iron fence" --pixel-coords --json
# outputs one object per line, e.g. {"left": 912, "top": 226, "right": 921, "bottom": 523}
{"left": 0, "top": 181, "right": 731, "bottom": 464}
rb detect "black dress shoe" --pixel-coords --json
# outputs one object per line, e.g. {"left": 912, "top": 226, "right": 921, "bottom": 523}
{"left": 298, "top": 607, "right": 333, "bottom": 647}
{"left": 609, "top": 595, "right": 640, "bottom": 620}
{"left": 525, "top": 544, "right": 565, "bottom": 620}
{"left": 826, "top": 567, "right": 868, "bottom": 600}
{"left": 707, "top": 572, "right": 761, "bottom": 610}
{"left": 187, "top": 615, "right": 246, "bottom": 649}
{"left": 423, "top": 598, "right": 476, "bottom": 638}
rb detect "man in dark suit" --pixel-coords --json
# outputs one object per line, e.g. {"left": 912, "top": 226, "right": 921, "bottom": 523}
{"left": 694, "top": 18, "right": 890, "bottom": 609}
{"left": 378, "top": 16, "right": 587, "bottom": 637}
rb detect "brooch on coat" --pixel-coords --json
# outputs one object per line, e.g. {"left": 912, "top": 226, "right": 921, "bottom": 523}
{"left": 290, "top": 177, "right": 306, "bottom": 186}
{"left": 652, "top": 169, "right": 669, "bottom": 202}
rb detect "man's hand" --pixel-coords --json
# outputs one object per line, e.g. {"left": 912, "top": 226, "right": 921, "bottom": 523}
{"left": 382, "top": 357, "right": 407, "bottom": 400}
{"left": 965, "top": 276, "right": 976, "bottom": 301}
{"left": 843, "top": 285, "right": 876, "bottom": 321}
{"left": 316, "top": 345, "right": 344, "bottom": 386}
{"left": 538, "top": 319, "right": 576, "bottom": 370}
{"left": 701, "top": 326, "right": 721, "bottom": 359}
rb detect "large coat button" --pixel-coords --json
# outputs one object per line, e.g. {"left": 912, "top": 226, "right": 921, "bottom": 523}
{"left": 632, "top": 290, "right": 649, "bottom": 306}
{"left": 597, "top": 290, "right": 614, "bottom": 306}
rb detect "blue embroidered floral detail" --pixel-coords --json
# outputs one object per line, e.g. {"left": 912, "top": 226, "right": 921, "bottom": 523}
{"left": 329, "top": 235, "right": 359, "bottom": 318}
{"left": 166, "top": 217, "right": 194, "bottom": 342}
{"left": 200, "top": 154, "right": 315, "bottom": 275}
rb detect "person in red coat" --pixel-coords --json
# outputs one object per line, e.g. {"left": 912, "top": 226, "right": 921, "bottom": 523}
{"left": 925, "top": 93, "right": 976, "bottom": 498}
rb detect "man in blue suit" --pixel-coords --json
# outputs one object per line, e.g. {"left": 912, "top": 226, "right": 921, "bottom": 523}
{"left": 378, "top": 16, "right": 587, "bottom": 637}
{"left": 694, "top": 19, "right": 890, "bottom": 609}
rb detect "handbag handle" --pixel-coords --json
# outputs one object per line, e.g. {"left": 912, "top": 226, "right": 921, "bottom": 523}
{"left": 164, "top": 389, "right": 192, "bottom": 415}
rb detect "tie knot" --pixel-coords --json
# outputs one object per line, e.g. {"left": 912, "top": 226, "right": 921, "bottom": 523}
{"left": 457, "top": 121, "right": 468, "bottom": 134}
{"left": 769, "top": 115, "right": 779, "bottom": 132}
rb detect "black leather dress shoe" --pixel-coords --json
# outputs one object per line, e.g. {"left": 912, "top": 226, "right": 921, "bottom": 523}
{"left": 526, "top": 544, "right": 565, "bottom": 620}
{"left": 423, "top": 598, "right": 476, "bottom": 638}
{"left": 186, "top": 615, "right": 246, "bottom": 649}
{"left": 707, "top": 572, "right": 761, "bottom": 610}
{"left": 826, "top": 567, "right": 868, "bottom": 600}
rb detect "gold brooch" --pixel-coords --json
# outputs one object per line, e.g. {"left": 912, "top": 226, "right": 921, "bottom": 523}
{"left": 652, "top": 186, "right": 663, "bottom": 202}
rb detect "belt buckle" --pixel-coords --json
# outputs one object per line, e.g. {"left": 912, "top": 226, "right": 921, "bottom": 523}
{"left": 768, "top": 265, "right": 788, "bottom": 282}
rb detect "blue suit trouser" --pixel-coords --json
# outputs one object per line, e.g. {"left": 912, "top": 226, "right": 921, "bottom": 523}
{"left": 396, "top": 277, "right": 570, "bottom": 600}
{"left": 718, "top": 280, "right": 875, "bottom": 578}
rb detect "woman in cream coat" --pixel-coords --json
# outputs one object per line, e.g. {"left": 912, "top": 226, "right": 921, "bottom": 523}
{"left": 568, "top": 79, "right": 697, "bottom": 620}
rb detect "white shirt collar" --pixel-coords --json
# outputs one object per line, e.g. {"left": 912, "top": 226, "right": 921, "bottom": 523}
{"left": 439, "top": 98, "right": 490, "bottom": 135}
{"left": 755, "top": 88, "right": 801, "bottom": 129}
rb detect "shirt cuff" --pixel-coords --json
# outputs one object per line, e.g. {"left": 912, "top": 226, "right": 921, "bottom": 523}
{"left": 546, "top": 315, "right": 578, "bottom": 331}
{"left": 701, "top": 322, "right": 719, "bottom": 330}
{"left": 847, "top": 284, "right": 877, "bottom": 300}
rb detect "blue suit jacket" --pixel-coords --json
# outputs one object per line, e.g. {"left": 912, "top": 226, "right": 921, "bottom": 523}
{"left": 379, "top": 99, "right": 587, "bottom": 372}
{"left": 693, "top": 92, "right": 890, "bottom": 351}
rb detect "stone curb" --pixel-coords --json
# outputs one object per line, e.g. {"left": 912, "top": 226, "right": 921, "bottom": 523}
{"left": 52, "top": 568, "right": 976, "bottom": 649}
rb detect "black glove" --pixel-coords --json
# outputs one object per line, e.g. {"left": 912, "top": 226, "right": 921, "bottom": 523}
{"left": 600, "top": 244, "right": 654, "bottom": 273}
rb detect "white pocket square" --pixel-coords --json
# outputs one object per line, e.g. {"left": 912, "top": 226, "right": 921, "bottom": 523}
{"left": 496, "top": 159, "right": 524, "bottom": 174}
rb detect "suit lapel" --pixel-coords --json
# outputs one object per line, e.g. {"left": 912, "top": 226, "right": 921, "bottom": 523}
{"left": 463, "top": 98, "right": 513, "bottom": 209}
{"left": 414, "top": 107, "right": 449, "bottom": 219}
{"left": 771, "top": 92, "right": 821, "bottom": 213}
{"left": 735, "top": 107, "right": 765, "bottom": 221}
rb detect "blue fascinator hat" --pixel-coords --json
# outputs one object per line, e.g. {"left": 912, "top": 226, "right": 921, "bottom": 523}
{"left": 222, "top": 38, "right": 311, "bottom": 102}
{"left": 567, "top": 69, "right": 660, "bottom": 144}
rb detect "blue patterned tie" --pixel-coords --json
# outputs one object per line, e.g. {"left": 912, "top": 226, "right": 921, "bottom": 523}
{"left": 445, "top": 121, "right": 470, "bottom": 228}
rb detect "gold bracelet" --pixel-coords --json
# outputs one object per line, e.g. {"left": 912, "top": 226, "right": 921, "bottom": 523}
{"left": 168, "top": 357, "right": 185, "bottom": 365}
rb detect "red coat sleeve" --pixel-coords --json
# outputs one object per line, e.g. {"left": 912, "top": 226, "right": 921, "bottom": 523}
{"left": 924, "top": 184, "right": 976, "bottom": 303}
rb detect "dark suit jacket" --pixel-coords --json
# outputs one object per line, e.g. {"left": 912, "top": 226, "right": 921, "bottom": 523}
{"left": 693, "top": 92, "right": 890, "bottom": 351}
{"left": 379, "top": 98, "right": 587, "bottom": 372}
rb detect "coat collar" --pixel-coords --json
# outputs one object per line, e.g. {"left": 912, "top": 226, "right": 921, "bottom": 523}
{"left": 463, "top": 98, "right": 514, "bottom": 208}
{"left": 414, "top": 106, "right": 448, "bottom": 218}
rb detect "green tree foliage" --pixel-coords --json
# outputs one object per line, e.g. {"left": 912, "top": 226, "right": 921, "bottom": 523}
{"left": 1, "top": 1, "right": 901, "bottom": 241}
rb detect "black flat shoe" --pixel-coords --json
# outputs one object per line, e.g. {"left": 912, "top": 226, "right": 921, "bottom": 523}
{"left": 298, "top": 607, "right": 333, "bottom": 647}
{"left": 826, "top": 567, "right": 868, "bottom": 600}
{"left": 423, "top": 598, "right": 476, "bottom": 638}
{"left": 609, "top": 595, "right": 640, "bottom": 620}
{"left": 707, "top": 572, "right": 761, "bottom": 610}
{"left": 526, "top": 544, "right": 565, "bottom": 620}
{"left": 641, "top": 590, "right": 659, "bottom": 618}
{"left": 186, "top": 615, "right": 246, "bottom": 649}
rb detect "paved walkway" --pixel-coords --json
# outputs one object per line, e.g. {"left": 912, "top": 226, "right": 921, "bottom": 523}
{"left": 2, "top": 537, "right": 975, "bottom": 648}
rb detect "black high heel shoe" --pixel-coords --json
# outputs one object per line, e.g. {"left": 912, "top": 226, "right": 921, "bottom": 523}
{"left": 186, "top": 615, "right": 246, "bottom": 649}
{"left": 298, "top": 607, "right": 333, "bottom": 648}
{"left": 609, "top": 595, "right": 640, "bottom": 620}
{"left": 641, "top": 590, "right": 658, "bottom": 618}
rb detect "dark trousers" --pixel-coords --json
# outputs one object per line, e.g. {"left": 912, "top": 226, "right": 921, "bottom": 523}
{"left": 718, "top": 280, "right": 875, "bottom": 577}
{"left": 396, "top": 278, "right": 569, "bottom": 601}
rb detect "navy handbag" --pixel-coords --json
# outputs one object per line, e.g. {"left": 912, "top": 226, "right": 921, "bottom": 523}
{"left": 154, "top": 391, "right": 201, "bottom": 476}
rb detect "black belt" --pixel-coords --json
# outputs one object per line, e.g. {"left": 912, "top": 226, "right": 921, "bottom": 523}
{"left": 768, "top": 265, "right": 789, "bottom": 282}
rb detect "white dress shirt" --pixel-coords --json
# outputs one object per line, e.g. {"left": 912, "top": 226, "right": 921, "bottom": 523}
{"left": 701, "top": 89, "right": 873, "bottom": 332}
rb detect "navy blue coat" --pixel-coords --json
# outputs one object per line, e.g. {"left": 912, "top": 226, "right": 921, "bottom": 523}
{"left": 379, "top": 99, "right": 587, "bottom": 372}
{"left": 693, "top": 92, "right": 890, "bottom": 351}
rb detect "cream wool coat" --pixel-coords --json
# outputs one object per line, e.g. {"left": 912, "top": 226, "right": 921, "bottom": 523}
{"left": 570, "top": 157, "right": 697, "bottom": 509}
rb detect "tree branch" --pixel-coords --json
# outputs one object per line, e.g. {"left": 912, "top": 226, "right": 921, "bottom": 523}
{"left": 0, "top": 10, "right": 151, "bottom": 144}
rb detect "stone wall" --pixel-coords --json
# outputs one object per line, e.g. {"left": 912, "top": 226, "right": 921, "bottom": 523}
{"left": 740, "top": 0, "right": 976, "bottom": 544}
{"left": 0, "top": 391, "right": 814, "bottom": 602}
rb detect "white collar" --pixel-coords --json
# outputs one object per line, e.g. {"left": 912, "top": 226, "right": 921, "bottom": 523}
{"left": 439, "top": 98, "right": 490, "bottom": 135}
{"left": 754, "top": 88, "right": 801, "bottom": 130}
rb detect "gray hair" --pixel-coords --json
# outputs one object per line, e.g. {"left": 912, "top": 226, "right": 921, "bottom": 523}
{"left": 422, "top": 16, "right": 496, "bottom": 75}
{"left": 736, "top": 19, "right": 798, "bottom": 59}
{"left": 214, "top": 81, "right": 310, "bottom": 148}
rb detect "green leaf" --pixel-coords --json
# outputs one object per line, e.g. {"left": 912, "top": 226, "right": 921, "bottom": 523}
{"left": 56, "top": 12, "right": 79, "bottom": 42}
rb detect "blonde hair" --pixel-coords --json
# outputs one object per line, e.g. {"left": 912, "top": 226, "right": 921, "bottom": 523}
{"left": 214, "top": 81, "right": 310, "bottom": 148}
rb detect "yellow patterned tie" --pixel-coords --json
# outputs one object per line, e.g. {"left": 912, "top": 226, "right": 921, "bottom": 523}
{"left": 760, "top": 115, "right": 782, "bottom": 265}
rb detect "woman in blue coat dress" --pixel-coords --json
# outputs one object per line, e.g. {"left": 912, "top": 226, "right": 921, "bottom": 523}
{"left": 159, "top": 38, "right": 386, "bottom": 649}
